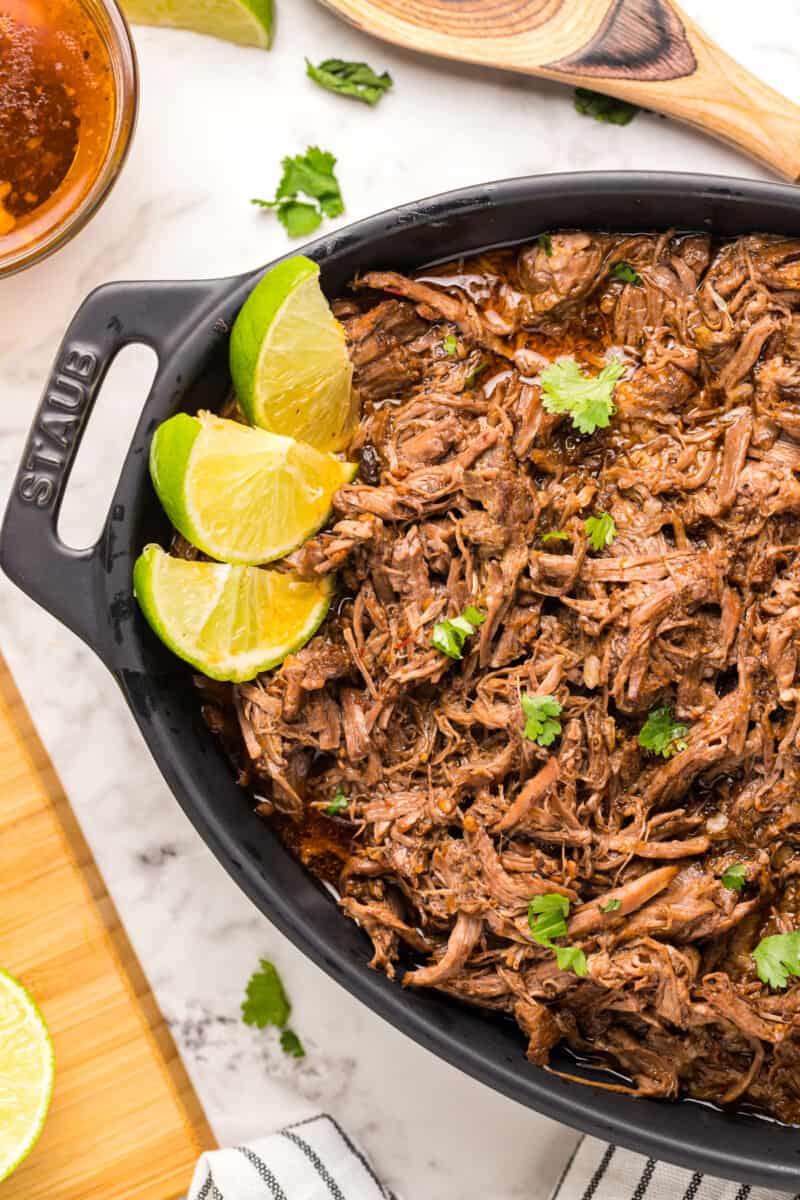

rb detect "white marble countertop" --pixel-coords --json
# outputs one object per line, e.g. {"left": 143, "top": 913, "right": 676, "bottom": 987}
{"left": 2, "top": 2, "right": 799, "bottom": 1196}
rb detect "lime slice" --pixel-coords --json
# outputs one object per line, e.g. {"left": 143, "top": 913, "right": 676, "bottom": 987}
{"left": 120, "top": 0, "right": 273, "bottom": 48}
{"left": 133, "top": 545, "right": 332, "bottom": 681}
{"left": 150, "top": 412, "right": 356, "bottom": 565}
{"left": 230, "top": 256, "right": 358, "bottom": 453}
{"left": 0, "top": 970, "right": 55, "bottom": 1183}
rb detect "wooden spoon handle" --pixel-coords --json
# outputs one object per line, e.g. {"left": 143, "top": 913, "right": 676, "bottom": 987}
{"left": 320, "top": 0, "right": 800, "bottom": 181}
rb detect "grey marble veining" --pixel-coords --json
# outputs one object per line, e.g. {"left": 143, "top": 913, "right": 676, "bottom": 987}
{"left": 1, "top": 2, "right": 799, "bottom": 1196}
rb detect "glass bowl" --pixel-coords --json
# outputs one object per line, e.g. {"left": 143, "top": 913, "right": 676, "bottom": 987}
{"left": 0, "top": 0, "right": 138, "bottom": 278}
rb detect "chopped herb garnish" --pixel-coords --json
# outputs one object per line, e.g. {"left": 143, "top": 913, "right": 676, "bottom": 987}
{"left": 612, "top": 261, "right": 641, "bottom": 285}
{"left": 464, "top": 359, "right": 489, "bottom": 388}
{"left": 252, "top": 145, "right": 344, "bottom": 238}
{"left": 542, "top": 530, "right": 570, "bottom": 543}
{"left": 554, "top": 945, "right": 588, "bottom": 975}
{"left": 443, "top": 334, "right": 458, "bottom": 356}
{"left": 326, "top": 786, "right": 348, "bottom": 816}
{"left": 585, "top": 512, "right": 617, "bottom": 552}
{"left": 638, "top": 706, "right": 689, "bottom": 759}
{"left": 431, "top": 605, "right": 486, "bottom": 660}
{"left": 753, "top": 931, "right": 800, "bottom": 990}
{"left": 528, "top": 893, "right": 569, "bottom": 942}
{"left": 521, "top": 693, "right": 562, "bottom": 747}
{"left": 242, "top": 959, "right": 291, "bottom": 1029}
{"left": 280, "top": 1029, "right": 306, "bottom": 1058}
{"left": 306, "top": 58, "right": 392, "bottom": 105}
{"left": 540, "top": 357, "right": 624, "bottom": 436}
{"left": 528, "top": 894, "right": 588, "bottom": 977}
{"left": 538, "top": 232, "right": 553, "bottom": 257}
{"left": 600, "top": 898, "right": 622, "bottom": 913}
{"left": 574, "top": 87, "right": 639, "bottom": 126}
{"left": 721, "top": 863, "right": 747, "bottom": 892}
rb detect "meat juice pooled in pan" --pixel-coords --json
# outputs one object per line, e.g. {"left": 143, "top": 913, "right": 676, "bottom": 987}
{"left": 197, "top": 231, "right": 800, "bottom": 1122}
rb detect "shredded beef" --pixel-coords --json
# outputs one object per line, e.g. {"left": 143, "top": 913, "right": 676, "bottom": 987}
{"left": 199, "top": 232, "right": 800, "bottom": 1122}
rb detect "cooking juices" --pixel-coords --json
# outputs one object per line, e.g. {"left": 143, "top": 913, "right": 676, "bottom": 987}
{"left": 0, "top": 0, "right": 133, "bottom": 273}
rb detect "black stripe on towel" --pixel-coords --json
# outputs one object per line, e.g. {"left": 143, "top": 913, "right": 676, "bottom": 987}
{"left": 581, "top": 1143, "right": 616, "bottom": 1200}
{"left": 323, "top": 1113, "right": 394, "bottom": 1199}
{"left": 211, "top": 1186, "right": 223, "bottom": 1200}
{"left": 680, "top": 1172, "right": 703, "bottom": 1200}
{"left": 196, "top": 1178, "right": 213, "bottom": 1200}
{"left": 551, "top": 1139, "right": 582, "bottom": 1200}
{"left": 733, "top": 1187, "right": 750, "bottom": 1200}
{"left": 235, "top": 1146, "right": 289, "bottom": 1200}
{"left": 631, "top": 1158, "right": 656, "bottom": 1200}
{"left": 280, "top": 1128, "right": 346, "bottom": 1200}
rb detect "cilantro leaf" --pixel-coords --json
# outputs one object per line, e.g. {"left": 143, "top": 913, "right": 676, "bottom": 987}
{"left": 251, "top": 146, "right": 344, "bottom": 238}
{"left": 306, "top": 58, "right": 393, "bottom": 105}
{"left": 753, "top": 931, "right": 800, "bottom": 989}
{"left": 585, "top": 512, "right": 616, "bottom": 552}
{"left": 242, "top": 959, "right": 290, "bottom": 1029}
{"left": 540, "top": 357, "right": 624, "bottom": 435}
{"left": 528, "top": 895, "right": 587, "bottom": 977}
{"left": 443, "top": 334, "right": 458, "bottom": 356}
{"left": 600, "top": 898, "right": 621, "bottom": 913}
{"left": 574, "top": 87, "right": 639, "bottom": 126}
{"left": 528, "top": 893, "right": 569, "bottom": 944}
{"left": 326, "top": 786, "right": 348, "bottom": 816}
{"left": 277, "top": 200, "right": 322, "bottom": 238}
{"left": 612, "top": 261, "right": 641, "bottom": 285}
{"left": 721, "top": 863, "right": 747, "bottom": 892}
{"left": 537, "top": 232, "right": 553, "bottom": 257}
{"left": 541, "top": 530, "right": 570, "bottom": 543}
{"left": 280, "top": 1029, "right": 306, "bottom": 1058}
{"left": 554, "top": 945, "right": 588, "bottom": 976}
{"left": 431, "top": 606, "right": 486, "bottom": 660}
{"left": 638, "top": 706, "right": 689, "bottom": 759}
{"left": 521, "top": 693, "right": 562, "bottom": 746}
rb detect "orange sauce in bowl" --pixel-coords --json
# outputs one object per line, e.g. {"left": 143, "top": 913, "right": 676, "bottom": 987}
{"left": 0, "top": 0, "right": 117, "bottom": 265}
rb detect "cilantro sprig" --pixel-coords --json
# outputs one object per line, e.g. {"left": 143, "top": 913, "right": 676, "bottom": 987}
{"left": 528, "top": 894, "right": 588, "bottom": 977}
{"left": 431, "top": 605, "right": 486, "bottom": 660}
{"left": 242, "top": 959, "right": 305, "bottom": 1058}
{"left": 585, "top": 512, "right": 616, "bottom": 552}
{"left": 540, "top": 357, "right": 624, "bottom": 435}
{"left": 600, "top": 898, "right": 621, "bottom": 913}
{"left": 638, "top": 706, "right": 689, "bottom": 759}
{"left": 443, "top": 333, "right": 458, "bottom": 356}
{"left": 521, "top": 693, "right": 562, "bottom": 747}
{"left": 753, "top": 931, "right": 800, "bottom": 990}
{"left": 306, "top": 58, "right": 393, "bottom": 105}
{"left": 326, "top": 786, "right": 348, "bottom": 816}
{"left": 252, "top": 146, "right": 344, "bottom": 238}
{"left": 541, "top": 530, "right": 570, "bottom": 544}
{"left": 537, "top": 232, "right": 553, "bottom": 257}
{"left": 612, "top": 262, "right": 641, "bottom": 285}
{"left": 574, "top": 87, "right": 639, "bottom": 126}
{"left": 721, "top": 863, "right": 747, "bottom": 892}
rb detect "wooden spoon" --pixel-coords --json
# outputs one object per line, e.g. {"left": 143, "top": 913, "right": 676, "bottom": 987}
{"left": 318, "top": 0, "right": 800, "bottom": 180}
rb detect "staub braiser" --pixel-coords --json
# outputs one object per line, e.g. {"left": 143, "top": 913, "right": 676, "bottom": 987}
{"left": 4, "top": 174, "right": 800, "bottom": 1190}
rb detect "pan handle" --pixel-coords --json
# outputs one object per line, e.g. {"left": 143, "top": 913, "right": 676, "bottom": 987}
{"left": 0, "top": 277, "right": 228, "bottom": 650}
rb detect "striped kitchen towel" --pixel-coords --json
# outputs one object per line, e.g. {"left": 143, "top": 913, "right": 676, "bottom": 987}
{"left": 188, "top": 1116, "right": 799, "bottom": 1199}
{"left": 187, "top": 1114, "right": 396, "bottom": 1200}
{"left": 551, "top": 1137, "right": 799, "bottom": 1200}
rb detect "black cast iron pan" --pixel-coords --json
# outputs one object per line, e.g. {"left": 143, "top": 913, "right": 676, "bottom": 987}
{"left": 4, "top": 173, "right": 800, "bottom": 1189}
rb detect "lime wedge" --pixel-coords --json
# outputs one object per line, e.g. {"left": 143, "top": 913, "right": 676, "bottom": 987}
{"left": 150, "top": 412, "right": 356, "bottom": 565}
{"left": 120, "top": 0, "right": 273, "bottom": 48}
{"left": 230, "top": 256, "right": 357, "bottom": 453}
{"left": 0, "top": 970, "right": 55, "bottom": 1183}
{"left": 133, "top": 545, "right": 332, "bottom": 681}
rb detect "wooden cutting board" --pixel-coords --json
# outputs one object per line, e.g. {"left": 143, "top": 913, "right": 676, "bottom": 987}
{"left": 0, "top": 655, "right": 215, "bottom": 1199}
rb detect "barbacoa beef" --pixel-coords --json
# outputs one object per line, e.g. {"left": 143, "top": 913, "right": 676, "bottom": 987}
{"left": 199, "top": 232, "right": 800, "bottom": 1122}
